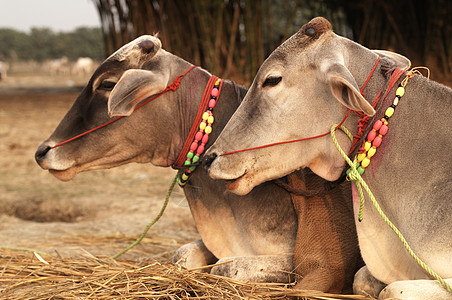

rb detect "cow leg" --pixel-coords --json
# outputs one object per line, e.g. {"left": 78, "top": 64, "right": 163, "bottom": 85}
{"left": 210, "top": 255, "right": 294, "bottom": 283}
{"left": 353, "top": 266, "right": 386, "bottom": 298}
{"left": 172, "top": 239, "right": 217, "bottom": 271}
{"left": 378, "top": 278, "right": 452, "bottom": 300}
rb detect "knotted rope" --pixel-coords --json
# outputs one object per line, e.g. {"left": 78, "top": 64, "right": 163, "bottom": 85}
{"left": 330, "top": 124, "right": 452, "bottom": 292}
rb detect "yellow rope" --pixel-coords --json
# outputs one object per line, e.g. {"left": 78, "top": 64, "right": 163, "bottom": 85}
{"left": 330, "top": 124, "right": 452, "bottom": 292}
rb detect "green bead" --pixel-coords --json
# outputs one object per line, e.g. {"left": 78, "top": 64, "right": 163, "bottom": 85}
{"left": 189, "top": 165, "right": 196, "bottom": 172}
{"left": 192, "top": 155, "right": 200, "bottom": 163}
{"left": 187, "top": 152, "right": 194, "bottom": 159}
{"left": 184, "top": 160, "right": 191, "bottom": 166}
{"left": 357, "top": 166, "right": 365, "bottom": 175}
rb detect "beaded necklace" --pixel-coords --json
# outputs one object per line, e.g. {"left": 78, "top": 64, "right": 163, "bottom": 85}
{"left": 177, "top": 77, "right": 223, "bottom": 186}
{"left": 346, "top": 68, "right": 427, "bottom": 179}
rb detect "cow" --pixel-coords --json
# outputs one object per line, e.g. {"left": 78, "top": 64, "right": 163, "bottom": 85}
{"left": 34, "top": 35, "right": 362, "bottom": 292}
{"left": 205, "top": 17, "right": 452, "bottom": 299}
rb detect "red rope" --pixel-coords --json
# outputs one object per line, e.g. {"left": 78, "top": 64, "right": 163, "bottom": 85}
{"left": 220, "top": 58, "right": 382, "bottom": 157}
{"left": 220, "top": 109, "right": 351, "bottom": 157}
{"left": 172, "top": 75, "right": 220, "bottom": 167}
{"left": 51, "top": 65, "right": 197, "bottom": 149}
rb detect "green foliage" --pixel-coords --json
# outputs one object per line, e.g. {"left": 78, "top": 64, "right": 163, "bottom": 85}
{"left": 0, "top": 27, "right": 105, "bottom": 62}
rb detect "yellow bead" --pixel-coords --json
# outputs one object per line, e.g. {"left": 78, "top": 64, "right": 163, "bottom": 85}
{"left": 207, "top": 115, "right": 214, "bottom": 124}
{"left": 393, "top": 97, "right": 399, "bottom": 106}
{"left": 367, "top": 146, "right": 377, "bottom": 157}
{"left": 215, "top": 78, "right": 221, "bottom": 85}
{"left": 396, "top": 86, "right": 405, "bottom": 97}
{"left": 364, "top": 141, "right": 372, "bottom": 151}
{"left": 385, "top": 107, "right": 394, "bottom": 118}
{"left": 199, "top": 122, "right": 206, "bottom": 130}
{"left": 202, "top": 112, "right": 209, "bottom": 120}
{"left": 357, "top": 153, "right": 366, "bottom": 163}
{"left": 205, "top": 126, "right": 212, "bottom": 134}
{"left": 361, "top": 157, "right": 371, "bottom": 168}
{"left": 182, "top": 174, "right": 189, "bottom": 181}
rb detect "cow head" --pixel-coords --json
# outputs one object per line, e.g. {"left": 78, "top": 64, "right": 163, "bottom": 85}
{"left": 205, "top": 17, "right": 411, "bottom": 195}
{"left": 35, "top": 35, "right": 194, "bottom": 181}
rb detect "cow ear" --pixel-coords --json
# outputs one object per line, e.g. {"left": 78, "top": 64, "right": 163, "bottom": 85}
{"left": 325, "top": 63, "right": 376, "bottom": 116}
{"left": 371, "top": 50, "right": 411, "bottom": 71}
{"left": 108, "top": 69, "right": 169, "bottom": 117}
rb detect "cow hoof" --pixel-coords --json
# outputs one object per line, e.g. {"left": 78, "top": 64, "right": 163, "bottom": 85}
{"left": 378, "top": 279, "right": 452, "bottom": 300}
{"left": 210, "top": 255, "right": 294, "bottom": 283}
{"left": 173, "top": 239, "right": 217, "bottom": 271}
{"left": 353, "top": 266, "right": 386, "bottom": 298}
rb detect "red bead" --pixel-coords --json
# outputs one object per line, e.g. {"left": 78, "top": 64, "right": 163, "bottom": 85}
{"left": 211, "top": 88, "right": 219, "bottom": 97}
{"left": 209, "top": 99, "right": 216, "bottom": 108}
{"left": 197, "top": 145, "right": 205, "bottom": 155}
{"left": 367, "top": 129, "right": 377, "bottom": 142}
{"left": 373, "top": 120, "right": 383, "bottom": 131}
{"left": 195, "top": 131, "right": 203, "bottom": 141}
{"left": 190, "top": 141, "right": 198, "bottom": 152}
{"left": 202, "top": 134, "right": 209, "bottom": 144}
{"left": 379, "top": 124, "right": 389, "bottom": 136}
{"left": 373, "top": 135, "right": 382, "bottom": 147}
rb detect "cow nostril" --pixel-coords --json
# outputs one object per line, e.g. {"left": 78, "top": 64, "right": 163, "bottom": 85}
{"left": 35, "top": 145, "right": 51, "bottom": 164}
{"left": 203, "top": 152, "right": 218, "bottom": 170}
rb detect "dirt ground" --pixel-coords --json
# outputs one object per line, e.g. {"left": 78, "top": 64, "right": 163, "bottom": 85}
{"left": 0, "top": 73, "right": 199, "bottom": 262}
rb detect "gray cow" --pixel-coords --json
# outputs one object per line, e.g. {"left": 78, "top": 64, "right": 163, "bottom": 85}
{"left": 34, "top": 35, "right": 361, "bottom": 291}
{"left": 205, "top": 17, "right": 452, "bottom": 299}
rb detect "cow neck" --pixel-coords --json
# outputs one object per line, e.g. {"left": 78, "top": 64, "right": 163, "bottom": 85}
{"left": 172, "top": 70, "right": 224, "bottom": 186}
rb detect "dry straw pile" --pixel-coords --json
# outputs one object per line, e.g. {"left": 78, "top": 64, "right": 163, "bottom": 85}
{"left": 0, "top": 249, "right": 371, "bottom": 299}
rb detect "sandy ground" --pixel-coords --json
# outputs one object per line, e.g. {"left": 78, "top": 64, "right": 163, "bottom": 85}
{"left": 0, "top": 73, "right": 199, "bottom": 261}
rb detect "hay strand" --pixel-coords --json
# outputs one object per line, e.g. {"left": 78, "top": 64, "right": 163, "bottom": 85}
{"left": 0, "top": 250, "right": 373, "bottom": 300}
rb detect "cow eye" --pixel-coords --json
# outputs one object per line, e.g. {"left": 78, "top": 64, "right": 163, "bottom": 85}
{"left": 262, "top": 76, "right": 282, "bottom": 87}
{"left": 98, "top": 80, "right": 116, "bottom": 91}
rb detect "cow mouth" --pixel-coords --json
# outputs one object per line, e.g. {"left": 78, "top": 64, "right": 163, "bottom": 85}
{"left": 49, "top": 168, "right": 78, "bottom": 181}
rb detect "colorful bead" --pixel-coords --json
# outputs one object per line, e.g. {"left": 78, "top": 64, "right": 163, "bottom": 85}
{"left": 207, "top": 115, "right": 214, "bottom": 124}
{"left": 357, "top": 152, "right": 366, "bottom": 162}
{"left": 361, "top": 157, "right": 371, "bottom": 168}
{"left": 192, "top": 155, "right": 200, "bottom": 163}
{"left": 373, "top": 119, "right": 383, "bottom": 131}
{"left": 373, "top": 136, "right": 382, "bottom": 147}
{"left": 379, "top": 124, "right": 388, "bottom": 136}
{"left": 393, "top": 97, "right": 399, "bottom": 106}
{"left": 205, "top": 126, "right": 212, "bottom": 134}
{"left": 367, "top": 146, "right": 376, "bottom": 157}
{"left": 199, "top": 122, "right": 207, "bottom": 130}
{"left": 385, "top": 107, "right": 394, "bottom": 118}
{"left": 396, "top": 86, "right": 405, "bottom": 97}
{"left": 364, "top": 141, "right": 372, "bottom": 151}
{"left": 211, "top": 88, "right": 219, "bottom": 97}
{"left": 367, "top": 129, "right": 377, "bottom": 141}
{"left": 209, "top": 99, "right": 216, "bottom": 108}
{"left": 181, "top": 173, "right": 189, "bottom": 181}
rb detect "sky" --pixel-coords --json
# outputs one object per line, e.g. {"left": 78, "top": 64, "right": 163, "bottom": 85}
{"left": 0, "top": 0, "right": 101, "bottom": 32}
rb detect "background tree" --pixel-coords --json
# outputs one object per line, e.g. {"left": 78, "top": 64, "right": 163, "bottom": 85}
{"left": 93, "top": 0, "right": 451, "bottom": 84}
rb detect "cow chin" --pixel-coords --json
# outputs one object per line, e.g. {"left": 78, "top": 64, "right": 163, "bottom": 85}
{"left": 225, "top": 173, "right": 257, "bottom": 196}
{"left": 49, "top": 168, "right": 78, "bottom": 181}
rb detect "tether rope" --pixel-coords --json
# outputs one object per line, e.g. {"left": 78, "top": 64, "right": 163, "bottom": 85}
{"left": 111, "top": 174, "right": 177, "bottom": 259}
{"left": 330, "top": 124, "right": 452, "bottom": 292}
